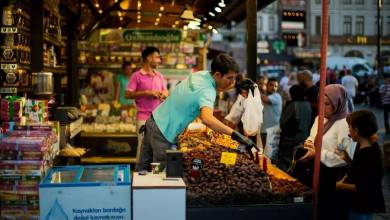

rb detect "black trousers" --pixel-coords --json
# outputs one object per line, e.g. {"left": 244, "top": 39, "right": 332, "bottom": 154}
{"left": 318, "top": 163, "right": 348, "bottom": 220}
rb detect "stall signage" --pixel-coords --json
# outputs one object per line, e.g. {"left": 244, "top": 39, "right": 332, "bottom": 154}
{"left": 0, "top": 87, "right": 17, "bottom": 94}
{"left": 122, "top": 30, "right": 182, "bottom": 43}
{"left": 1, "top": 27, "right": 17, "bottom": 33}
{"left": 1, "top": 63, "right": 17, "bottom": 70}
{"left": 220, "top": 152, "right": 237, "bottom": 166}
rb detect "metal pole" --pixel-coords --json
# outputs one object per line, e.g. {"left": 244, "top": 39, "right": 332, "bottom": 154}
{"left": 246, "top": 0, "right": 257, "bottom": 81}
{"left": 377, "top": 0, "right": 382, "bottom": 78}
{"left": 313, "top": 0, "right": 329, "bottom": 219}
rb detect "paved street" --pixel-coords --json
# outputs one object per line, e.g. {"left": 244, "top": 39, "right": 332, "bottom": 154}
{"left": 355, "top": 105, "right": 390, "bottom": 220}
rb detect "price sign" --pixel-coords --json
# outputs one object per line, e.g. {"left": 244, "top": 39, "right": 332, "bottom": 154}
{"left": 220, "top": 152, "right": 237, "bottom": 166}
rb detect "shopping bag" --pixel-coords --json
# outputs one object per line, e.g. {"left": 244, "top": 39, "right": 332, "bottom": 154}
{"left": 224, "top": 95, "right": 245, "bottom": 125}
{"left": 264, "top": 125, "right": 281, "bottom": 160}
{"left": 241, "top": 86, "right": 263, "bottom": 136}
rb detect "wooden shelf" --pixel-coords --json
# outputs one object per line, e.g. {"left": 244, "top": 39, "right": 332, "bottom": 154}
{"left": 80, "top": 132, "right": 137, "bottom": 138}
{"left": 44, "top": 34, "right": 65, "bottom": 47}
{"left": 43, "top": 66, "right": 67, "bottom": 74}
{"left": 78, "top": 64, "right": 122, "bottom": 69}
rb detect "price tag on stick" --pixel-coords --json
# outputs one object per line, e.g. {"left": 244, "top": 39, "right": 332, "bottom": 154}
{"left": 220, "top": 152, "right": 237, "bottom": 166}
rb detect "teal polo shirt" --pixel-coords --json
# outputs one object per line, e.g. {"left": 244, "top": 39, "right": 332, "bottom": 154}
{"left": 152, "top": 71, "right": 217, "bottom": 143}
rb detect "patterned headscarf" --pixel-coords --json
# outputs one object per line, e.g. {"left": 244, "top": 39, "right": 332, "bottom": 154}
{"left": 323, "top": 84, "right": 348, "bottom": 134}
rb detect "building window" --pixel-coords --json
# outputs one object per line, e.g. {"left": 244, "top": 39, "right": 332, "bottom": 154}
{"left": 356, "top": 16, "right": 365, "bottom": 35}
{"left": 343, "top": 0, "right": 352, "bottom": 4}
{"left": 269, "top": 16, "right": 275, "bottom": 31}
{"left": 344, "top": 16, "right": 352, "bottom": 35}
{"left": 387, "top": 16, "right": 390, "bottom": 35}
{"left": 315, "top": 0, "right": 321, "bottom": 4}
{"left": 258, "top": 16, "right": 262, "bottom": 31}
{"left": 356, "top": 0, "right": 364, "bottom": 4}
{"left": 315, "top": 16, "right": 321, "bottom": 35}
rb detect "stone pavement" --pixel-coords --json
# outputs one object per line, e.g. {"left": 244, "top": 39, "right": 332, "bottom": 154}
{"left": 355, "top": 105, "right": 390, "bottom": 220}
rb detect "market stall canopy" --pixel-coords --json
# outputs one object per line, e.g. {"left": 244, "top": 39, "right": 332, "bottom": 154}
{"left": 60, "top": 0, "right": 275, "bottom": 39}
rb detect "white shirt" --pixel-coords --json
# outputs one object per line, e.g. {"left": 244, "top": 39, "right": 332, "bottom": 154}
{"left": 307, "top": 117, "right": 356, "bottom": 168}
{"left": 341, "top": 75, "right": 359, "bottom": 98}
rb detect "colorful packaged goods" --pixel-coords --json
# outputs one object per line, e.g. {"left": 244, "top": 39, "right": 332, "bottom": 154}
{"left": 0, "top": 96, "right": 25, "bottom": 122}
{"left": 24, "top": 99, "right": 49, "bottom": 123}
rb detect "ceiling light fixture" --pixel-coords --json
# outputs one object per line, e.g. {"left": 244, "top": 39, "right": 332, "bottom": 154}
{"left": 175, "top": 20, "right": 179, "bottom": 25}
{"left": 209, "top": 12, "right": 215, "bottom": 17}
{"left": 137, "top": 11, "right": 141, "bottom": 15}
{"left": 158, "top": 13, "right": 162, "bottom": 17}
{"left": 155, "top": 22, "right": 159, "bottom": 26}
{"left": 156, "top": 18, "right": 160, "bottom": 22}
{"left": 180, "top": 8, "right": 195, "bottom": 20}
{"left": 215, "top": 7, "right": 222, "bottom": 13}
{"left": 218, "top": 1, "right": 226, "bottom": 8}
{"left": 137, "top": 15, "right": 141, "bottom": 19}
{"left": 98, "top": 9, "right": 103, "bottom": 14}
{"left": 120, "top": 0, "right": 131, "bottom": 10}
{"left": 212, "top": 29, "right": 218, "bottom": 34}
{"left": 208, "top": 25, "right": 213, "bottom": 30}
{"left": 95, "top": 3, "right": 99, "bottom": 7}
{"left": 119, "top": 17, "right": 123, "bottom": 21}
{"left": 137, "top": 19, "right": 141, "bottom": 23}
{"left": 171, "top": 0, "right": 175, "bottom": 6}
{"left": 160, "top": 6, "right": 165, "bottom": 11}
{"left": 172, "top": 24, "right": 176, "bottom": 28}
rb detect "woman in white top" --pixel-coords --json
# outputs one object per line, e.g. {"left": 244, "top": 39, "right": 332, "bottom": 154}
{"left": 300, "top": 84, "right": 355, "bottom": 220}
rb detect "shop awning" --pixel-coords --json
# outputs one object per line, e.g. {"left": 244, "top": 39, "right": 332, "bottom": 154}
{"left": 59, "top": 0, "right": 276, "bottom": 39}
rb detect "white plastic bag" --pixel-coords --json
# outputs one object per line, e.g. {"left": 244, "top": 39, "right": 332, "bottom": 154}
{"left": 264, "top": 125, "right": 281, "bottom": 160}
{"left": 241, "top": 86, "right": 264, "bottom": 136}
{"left": 225, "top": 95, "right": 245, "bottom": 125}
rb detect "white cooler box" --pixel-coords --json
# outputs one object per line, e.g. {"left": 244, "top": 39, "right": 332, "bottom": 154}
{"left": 39, "top": 165, "right": 131, "bottom": 220}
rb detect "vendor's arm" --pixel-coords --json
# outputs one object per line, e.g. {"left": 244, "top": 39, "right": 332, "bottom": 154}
{"left": 200, "top": 106, "right": 234, "bottom": 135}
{"left": 125, "top": 90, "right": 160, "bottom": 99}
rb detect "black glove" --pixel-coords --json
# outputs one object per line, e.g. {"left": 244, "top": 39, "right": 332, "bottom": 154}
{"left": 231, "top": 131, "right": 260, "bottom": 154}
{"left": 231, "top": 130, "right": 253, "bottom": 146}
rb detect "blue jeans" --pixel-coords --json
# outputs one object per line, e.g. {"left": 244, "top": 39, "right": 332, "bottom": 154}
{"left": 348, "top": 210, "right": 373, "bottom": 220}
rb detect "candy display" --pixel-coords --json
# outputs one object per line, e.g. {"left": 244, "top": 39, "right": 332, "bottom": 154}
{"left": 0, "top": 96, "right": 25, "bottom": 122}
{"left": 24, "top": 99, "right": 49, "bottom": 123}
{"left": 0, "top": 124, "right": 58, "bottom": 220}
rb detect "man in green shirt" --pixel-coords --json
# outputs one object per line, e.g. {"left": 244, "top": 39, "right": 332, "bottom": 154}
{"left": 138, "top": 53, "right": 257, "bottom": 171}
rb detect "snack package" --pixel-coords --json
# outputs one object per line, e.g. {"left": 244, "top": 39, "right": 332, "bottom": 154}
{"left": 1, "top": 96, "right": 25, "bottom": 122}
{"left": 24, "top": 99, "right": 49, "bottom": 123}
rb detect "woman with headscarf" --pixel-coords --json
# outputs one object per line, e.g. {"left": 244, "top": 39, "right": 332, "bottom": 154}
{"left": 300, "top": 84, "right": 356, "bottom": 220}
{"left": 277, "top": 85, "right": 312, "bottom": 172}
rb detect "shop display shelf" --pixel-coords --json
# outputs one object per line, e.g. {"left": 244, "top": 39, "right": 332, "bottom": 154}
{"left": 43, "top": 34, "right": 65, "bottom": 47}
{"left": 80, "top": 132, "right": 137, "bottom": 138}
{"left": 43, "top": 66, "right": 67, "bottom": 74}
{"left": 187, "top": 203, "right": 313, "bottom": 220}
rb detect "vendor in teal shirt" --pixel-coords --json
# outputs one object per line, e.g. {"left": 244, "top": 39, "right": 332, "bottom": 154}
{"left": 138, "top": 53, "right": 258, "bottom": 171}
{"left": 114, "top": 62, "right": 133, "bottom": 106}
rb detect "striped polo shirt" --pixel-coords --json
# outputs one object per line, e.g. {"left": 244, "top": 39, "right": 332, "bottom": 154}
{"left": 380, "top": 84, "right": 390, "bottom": 105}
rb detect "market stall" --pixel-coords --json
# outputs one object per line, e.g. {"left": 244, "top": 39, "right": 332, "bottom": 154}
{"left": 178, "top": 129, "right": 313, "bottom": 220}
{"left": 0, "top": 0, "right": 320, "bottom": 219}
